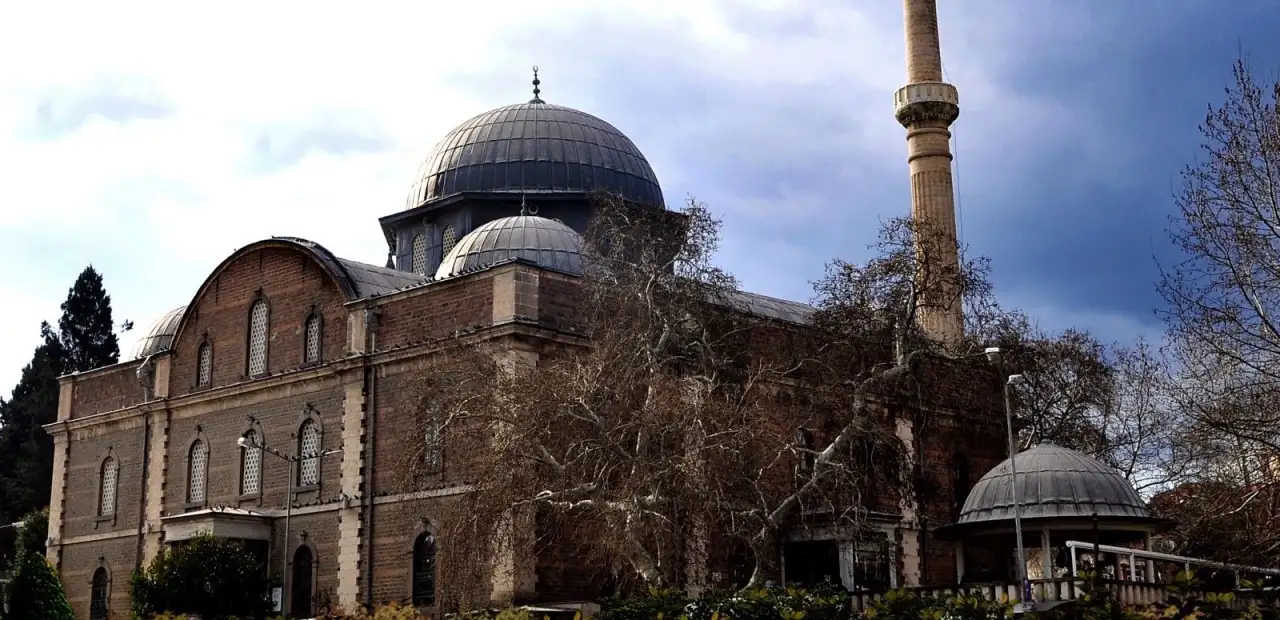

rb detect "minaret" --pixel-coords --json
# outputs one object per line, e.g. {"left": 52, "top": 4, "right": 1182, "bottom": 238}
{"left": 895, "top": 0, "right": 964, "bottom": 345}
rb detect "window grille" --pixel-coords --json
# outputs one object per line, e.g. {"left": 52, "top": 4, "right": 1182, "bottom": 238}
{"left": 247, "top": 300, "right": 269, "bottom": 375}
{"left": 304, "top": 314, "right": 322, "bottom": 363}
{"left": 442, "top": 225, "right": 458, "bottom": 257}
{"left": 425, "top": 420, "right": 443, "bottom": 473}
{"left": 99, "top": 457, "right": 118, "bottom": 516}
{"left": 411, "top": 234, "right": 428, "bottom": 274}
{"left": 299, "top": 420, "right": 321, "bottom": 486}
{"left": 197, "top": 343, "right": 213, "bottom": 386}
{"left": 188, "top": 440, "right": 207, "bottom": 504}
{"left": 241, "top": 430, "right": 262, "bottom": 495}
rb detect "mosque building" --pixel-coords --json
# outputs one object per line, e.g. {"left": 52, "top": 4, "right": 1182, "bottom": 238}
{"left": 40, "top": 1, "right": 1163, "bottom": 618}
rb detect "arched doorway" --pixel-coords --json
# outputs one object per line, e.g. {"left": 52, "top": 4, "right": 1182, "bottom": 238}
{"left": 412, "top": 531, "right": 437, "bottom": 607}
{"left": 89, "top": 567, "right": 109, "bottom": 620}
{"left": 291, "top": 546, "right": 314, "bottom": 618}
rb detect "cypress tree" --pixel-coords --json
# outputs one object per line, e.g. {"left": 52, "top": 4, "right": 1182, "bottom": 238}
{"left": 5, "top": 551, "right": 74, "bottom": 620}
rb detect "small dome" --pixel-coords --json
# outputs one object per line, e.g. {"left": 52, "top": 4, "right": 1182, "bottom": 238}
{"left": 958, "top": 443, "right": 1150, "bottom": 525}
{"left": 130, "top": 306, "right": 187, "bottom": 360}
{"left": 405, "top": 102, "right": 665, "bottom": 210}
{"left": 435, "top": 215, "right": 584, "bottom": 279}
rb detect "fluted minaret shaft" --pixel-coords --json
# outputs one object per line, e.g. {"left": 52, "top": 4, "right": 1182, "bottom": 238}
{"left": 895, "top": 0, "right": 963, "bottom": 346}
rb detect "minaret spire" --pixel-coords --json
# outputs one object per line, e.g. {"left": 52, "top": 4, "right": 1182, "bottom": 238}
{"left": 895, "top": 0, "right": 963, "bottom": 346}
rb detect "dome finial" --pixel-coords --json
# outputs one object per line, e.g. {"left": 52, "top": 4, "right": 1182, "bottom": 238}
{"left": 530, "top": 65, "right": 544, "bottom": 104}
{"left": 520, "top": 193, "right": 529, "bottom": 216}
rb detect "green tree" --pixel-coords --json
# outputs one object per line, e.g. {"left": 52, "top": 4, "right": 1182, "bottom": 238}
{"left": 0, "top": 266, "right": 122, "bottom": 572}
{"left": 57, "top": 266, "right": 120, "bottom": 373}
{"left": 5, "top": 550, "right": 74, "bottom": 620}
{"left": 14, "top": 509, "right": 48, "bottom": 559}
{"left": 131, "top": 534, "right": 275, "bottom": 620}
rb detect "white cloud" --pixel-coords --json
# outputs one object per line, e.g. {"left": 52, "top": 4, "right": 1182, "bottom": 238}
{"left": 0, "top": 0, "right": 1131, "bottom": 398}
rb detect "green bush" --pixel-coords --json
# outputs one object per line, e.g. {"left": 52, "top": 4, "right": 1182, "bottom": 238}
{"left": 130, "top": 534, "right": 275, "bottom": 620}
{"left": 14, "top": 508, "right": 47, "bottom": 559}
{"left": 5, "top": 550, "right": 74, "bottom": 620}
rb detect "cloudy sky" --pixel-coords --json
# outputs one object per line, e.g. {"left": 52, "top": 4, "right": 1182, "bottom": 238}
{"left": 1, "top": 0, "right": 1278, "bottom": 397}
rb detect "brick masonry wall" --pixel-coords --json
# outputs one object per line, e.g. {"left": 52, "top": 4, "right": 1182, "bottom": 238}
{"left": 164, "top": 384, "right": 346, "bottom": 516}
{"left": 537, "top": 274, "right": 581, "bottom": 332}
{"left": 62, "top": 417, "right": 147, "bottom": 540}
{"left": 374, "top": 277, "right": 494, "bottom": 351}
{"left": 169, "top": 246, "right": 349, "bottom": 398}
{"left": 70, "top": 362, "right": 148, "bottom": 419}
{"left": 60, "top": 536, "right": 136, "bottom": 620}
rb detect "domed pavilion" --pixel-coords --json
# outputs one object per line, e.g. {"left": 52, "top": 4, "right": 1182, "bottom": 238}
{"left": 936, "top": 442, "right": 1174, "bottom": 584}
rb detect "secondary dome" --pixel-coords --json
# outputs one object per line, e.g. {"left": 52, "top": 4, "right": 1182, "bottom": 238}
{"left": 405, "top": 102, "right": 665, "bottom": 210}
{"left": 436, "top": 215, "right": 585, "bottom": 279}
{"left": 130, "top": 305, "right": 187, "bottom": 360}
{"left": 958, "top": 443, "right": 1151, "bottom": 525}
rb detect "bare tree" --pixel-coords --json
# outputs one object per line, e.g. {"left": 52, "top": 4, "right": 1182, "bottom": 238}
{"left": 1159, "top": 56, "right": 1280, "bottom": 457}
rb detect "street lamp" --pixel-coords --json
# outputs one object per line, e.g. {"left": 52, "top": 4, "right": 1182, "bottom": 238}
{"left": 237, "top": 434, "right": 341, "bottom": 617}
{"left": 982, "top": 348, "right": 1032, "bottom": 606}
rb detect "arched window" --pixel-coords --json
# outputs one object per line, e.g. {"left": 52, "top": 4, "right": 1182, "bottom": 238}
{"left": 410, "top": 233, "right": 428, "bottom": 274}
{"left": 90, "top": 566, "right": 109, "bottom": 620}
{"left": 441, "top": 225, "right": 458, "bottom": 257}
{"left": 291, "top": 546, "right": 314, "bottom": 618}
{"left": 794, "top": 427, "right": 816, "bottom": 477}
{"left": 952, "top": 452, "right": 970, "bottom": 520}
{"left": 424, "top": 408, "right": 443, "bottom": 474}
{"left": 298, "top": 419, "right": 321, "bottom": 487}
{"left": 303, "top": 313, "right": 322, "bottom": 364}
{"left": 241, "top": 430, "right": 262, "bottom": 496}
{"left": 188, "top": 439, "right": 207, "bottom": 504}
{"left": 197, "top": 342, "right": 213, "bottom": 386}
{"left": 247, "top": 299, "right": 269, "bottom": 376}
{"left": 412, "top": 531, "right": 437, "bottom": 606}
{"left": 98, "top": 456, "right": 118, "bottom": 517}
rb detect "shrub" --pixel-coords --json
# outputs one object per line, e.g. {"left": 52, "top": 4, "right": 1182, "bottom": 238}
{"left": 130, "top": 534, "right": 275, "bottom": 620}
{"left": 5, "top": 550, "right": 74, "bottom": 620}
{"left": 14, "top": 508, "right": 47, "bottom": 559}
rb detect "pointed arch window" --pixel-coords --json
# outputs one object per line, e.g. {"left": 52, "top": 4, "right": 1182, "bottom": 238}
{"left": 90, "top": 566, "right": 110, "bottom": 620}
{"left": 441, "top": 225, "right": 458, "bottom": 257}
{"left": 188, "top": 439, "right": 208, "bottom": 504}
{"left": 241, "top": 430, "right": 262, "bottom": 496}
{"left": 247, "top": 299, "right": 269, "bottom": 376}
{"left": 298, "top": 418, "right": 321, "bottom": 487}
{"left": 424, "top": 415, "right": 443, "bottom": 474}
{"left": 951, "top": 452, "right": 970, "bottom": 521}
{"left": 99, "top": 456, "right": 119, "bottom": 517}
{"left": 794, "top": 427, "right": 816, "bottom": 478}
{"left": 411, "top": 233, "right": 428, "bottom": 274}
{"left": 412, "top": 531, "right": 437, "bottom": 606}
{"left": 197, "top": 341, "right": 213, "bottom": 386}
{"left": 303, "top": 312, "right": 322, "bottom": 364}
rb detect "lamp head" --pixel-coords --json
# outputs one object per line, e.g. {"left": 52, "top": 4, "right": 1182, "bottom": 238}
{"left": 984, "top": 346, "right": 1001, "bottom": 364}
{"left": 237, "top": 437, "right": 250, "bottom": 449}
{"left": 1007, "top": 373, "right": 1025, "bottom": 386}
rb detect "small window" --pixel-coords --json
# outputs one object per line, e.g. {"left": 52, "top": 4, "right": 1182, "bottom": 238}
{"left": 90, "top": 567, "right": 109, "bottom": 620}
{"left": 99, "top": 457, "right": 118, "bottom": 517}
{"left": 298, "top": 419, "right": 321, "bottom": 486}
{"left": 412, "top": 531, "right": 437, "bottom": 606}
{"left": 188, "top": 440, "right": 207, "bottom": 504}
{"left": 197, "top": 342, "right": 213, "bottom": 386}
{"left": 247, "top": 300, "right": 269, "bottom": 376}
{"left": 441, "top": 225, "right": 458, "bottom": 257}
{"left": 411, "top": 233, "right": 428, "bottom": 274}
{"left": 424, "top": 416, "right": 443, "bottom": 474}
{"left": 304, "top": 313, "right": 322, "bottom": 364}
{"left": 241, "top": 430, "right": 262, "bottom": 496}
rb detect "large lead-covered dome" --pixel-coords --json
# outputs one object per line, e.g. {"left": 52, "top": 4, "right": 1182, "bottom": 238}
{"left": 405, "top": 102, "right": 665, "bottom": 210}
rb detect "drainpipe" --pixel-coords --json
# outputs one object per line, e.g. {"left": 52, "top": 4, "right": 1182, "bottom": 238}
{"left": 134, "top": 356, "right": 156, "bottom": 572}
{"left": 363, "top": 307, "right": 380, "bottom": 608}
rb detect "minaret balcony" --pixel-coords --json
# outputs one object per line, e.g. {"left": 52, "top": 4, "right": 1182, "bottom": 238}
{"left": 894, "top": 82, "right": 960, "bottom": 127}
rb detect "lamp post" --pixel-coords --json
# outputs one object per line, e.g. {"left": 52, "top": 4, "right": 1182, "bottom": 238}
{"left": 982, "top": 348, "right": 1031, "bottom": 606}
{"left": 237, "top": 434, "right": 340, "bottom": 617}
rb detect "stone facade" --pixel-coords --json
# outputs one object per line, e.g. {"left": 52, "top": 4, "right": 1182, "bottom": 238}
{"left": 44, "top": 236, "right": 1006, "bottom": 618}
